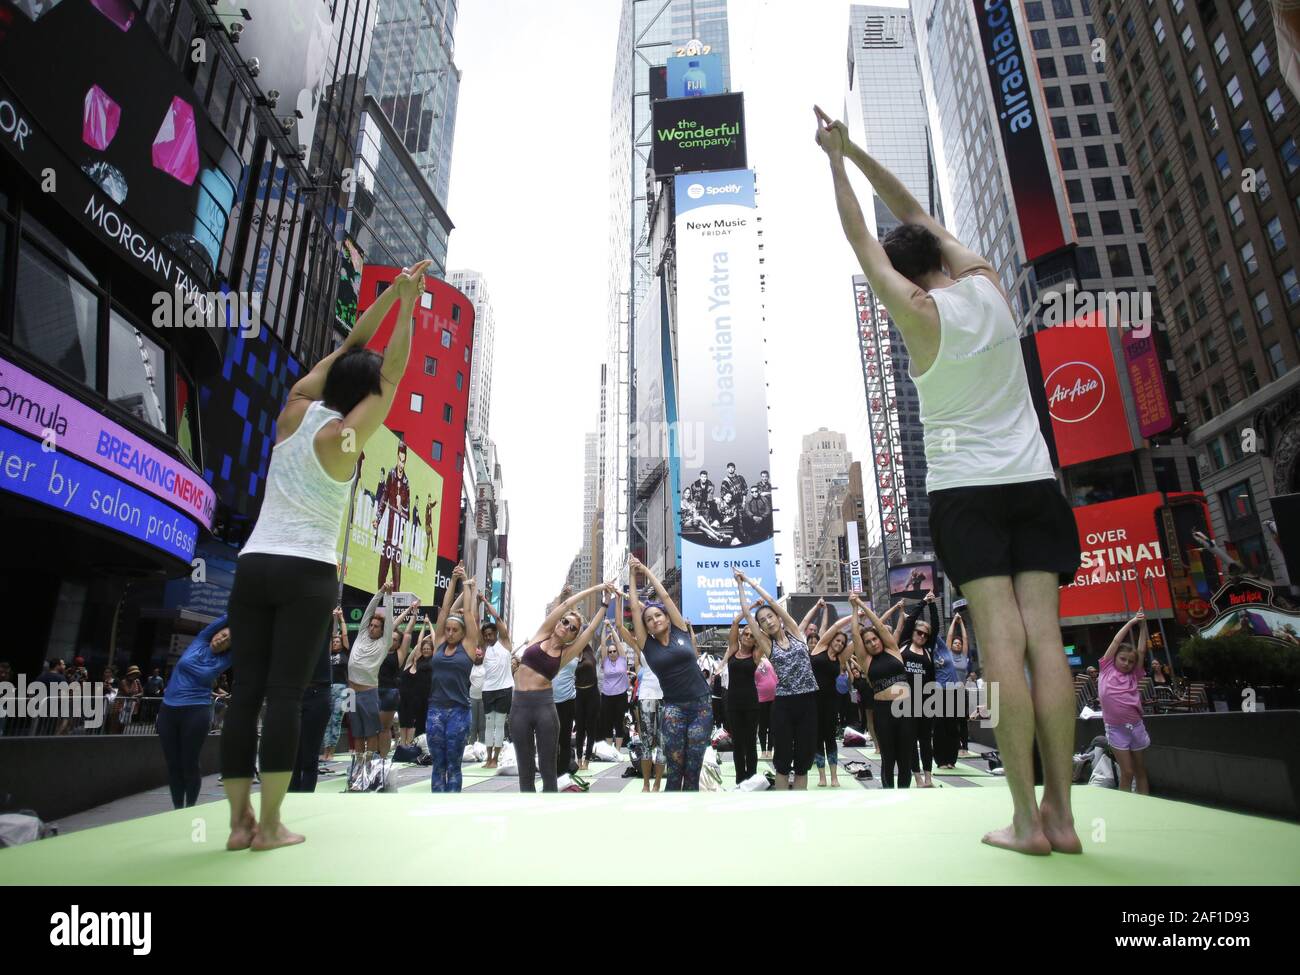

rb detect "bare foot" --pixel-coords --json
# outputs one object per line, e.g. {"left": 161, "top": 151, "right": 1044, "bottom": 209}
{"left": 226, "top": 809, "right": 257, "bottom": 851}
{"left": 250, "top": 823, "right": 305, "bottom": 851}
{"left": 831, "top": 777, "right": 840, "bottom": 788}
{"left": 981, "top": 822, "right": 1051, "bottom": 856}
{"left": 1039, "top": 801, "right": 1083, "bottom": 854}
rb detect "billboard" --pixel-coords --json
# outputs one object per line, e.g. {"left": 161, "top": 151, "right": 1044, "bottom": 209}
{"left": 674, "top": 169, "right": 773, "bottom": 623}
{"left": 652, "top": 93, "right": 746, "bottom": 177}
{"left": 1034, "top": 319, "right": 1134, "bottom": 468}
{"left": 666, "top": 54, "right": 724, "bottom": 99}
{"left": 338, "top": 425, "right": 444, "bottom": 604}
{"left": 1061, "top": 492, "right": 1173, "bottom": 619}
{"left": 889, "top": 560, "right": 938, "bottom": 600}
{"left": 1122, "top": 331, "right": 1174, "bottom": 438}
{"left": 0, "top": 1, "right": 242, "bottom": 286}
{"left": 971, "top": 0, "right": 1070, "bottom": 262}
{"left": 846, "top": 520, "right": 864, "bottom": 594}
{"left": 213, "top": 1, "right": 335, "bottom": 159}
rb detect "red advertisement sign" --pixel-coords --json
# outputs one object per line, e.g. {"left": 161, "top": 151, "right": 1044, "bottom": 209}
{"left": 1061, "top": 493, "right": 1173, "bottom": 619}
{"left": 1122, "top": 332, "right": 1174, "bottom": 438}
{"left": 1035, "top": 322, "right": 1134, "bottom": 467}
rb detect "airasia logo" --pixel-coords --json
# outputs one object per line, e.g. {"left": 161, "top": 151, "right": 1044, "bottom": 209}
{"left": 1045, "top": 361, "right": 1105, "bottom": 423}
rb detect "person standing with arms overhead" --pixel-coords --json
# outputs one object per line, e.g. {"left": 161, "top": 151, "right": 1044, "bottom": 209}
{"left": 714, "top": 604, "right": 765, "bottom": 786}
{"left": 817, "top": 107, "right": 1082, "bottom": 853}
{"left": 476, "top": 593, "right": 514, "bottom": 769}
{"left": 425, "top": 565, "right": 483, "bottom": 793}
{"left": 222, "top": 260, "right": 433, "bottom": 851}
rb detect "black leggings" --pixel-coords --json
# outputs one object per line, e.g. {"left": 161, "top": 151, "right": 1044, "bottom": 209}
{"left": 555, "top": 697, "right": 576, "bottom": 777}
{"left": 221, "top": 554, "right": 336, "bottom": 777}
{"left": 933, "top": 714, "right": 960, "bottom": 767}
{"left": 157, "top": 703, "right": 211, "bottom": 808}
{"left": 511, "top": 689, "right": 559, "bottom": 793}
{"left": 913, "top": 715, "right": 934, "bottom": 774}
{"left": 815, "top": 691, "right": 839, "bottom": 766}
{"left": 770, "top": 692, "right": 817, "bottom": 776}
{"left": 289, "top": 684, "right": 332, "bottom": 793}
{"left": 574, "top": 685, "right": 600, "bottom": 759}
{"left": 726, "top": 704, "right": 760, "bottom": 784}
{"left": 758, "top": 700, "right": 772, "bottom": 751}
{"left": 599, "top": 691, "right": 628, "bottom": 742}
{"left": 873, "top": 698, "right": 917, "bottom": 788}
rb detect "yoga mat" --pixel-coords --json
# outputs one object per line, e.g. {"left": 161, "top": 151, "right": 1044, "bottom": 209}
{"left": 6, "top": 788, "right": 1294, "bottom": 886}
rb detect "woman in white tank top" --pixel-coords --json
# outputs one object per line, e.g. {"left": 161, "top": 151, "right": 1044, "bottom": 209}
{"left": 221, "top": 260, "right": 432, "bottom": 853}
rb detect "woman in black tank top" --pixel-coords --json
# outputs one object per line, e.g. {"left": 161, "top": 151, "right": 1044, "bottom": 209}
{"left": 715, "top": 606, "right": 766, "bottom": 785}
{"left": 843, "top": 594, "right": 916, "bottom": 789}
{"left": 809, "top": 618, "right": 856, "bottom": 787}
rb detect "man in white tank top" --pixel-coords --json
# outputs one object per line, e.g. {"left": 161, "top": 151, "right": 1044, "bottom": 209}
{"left": 816, "top": 107, "right": 1082, "bottom": 857}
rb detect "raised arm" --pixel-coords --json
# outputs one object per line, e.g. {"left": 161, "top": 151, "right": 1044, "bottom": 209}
{"left": 1135, "top": 614, "right": 1149, "bottom": 666}
{"left": 853, "top": 594, "right": 898, "bottom": 653}
{"left": 632, "top": 557, "right": 687, "bottom": 631}
{"left": 333, "top": 606, "right": 350, "bottom": 652}
{"left": 435, "top": 564, "right": 463, "bottom": 644}
{"left": 797, "top": 598, "right": 825, "bottom": 639}
{"left": 395, "top": 608, "right": 416, "bottom": 667}
{"left": 734, "top": 574, "right": 773, "bottom": 658}
{"left": 739, "top": 572, "right": 800, "bottom": 637}
{"left": 629, "top": 573, "right": 647, "bottom": 649}
{"left": 947, "top": 612, "right": 960, "bottom": 648}
{"left": 533, "top": 581, "right": 609, "bottom": 645}
{"left": 847, "top": 602, "right": 868, "bottom": 673}
{"left": 560, "top": 594, "right": 611, "bottom": 668}
{"left": 1104, "top": 614, "right": 1143, "bottom": 662}
{"left": 462, "top": 578, "right": 482, "bottom": 659}
{"left": 813, "top": 614, "right": 853, "bottom": 654}
{"left": 479, "top": 593, "right": 513, "bottom": 652}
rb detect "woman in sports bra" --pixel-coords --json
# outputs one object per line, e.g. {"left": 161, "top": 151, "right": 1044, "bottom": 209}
{"left": 510, "top": 581, "right": 614, "bottom": 792}
{"left": 844, "top": 593, "right": 915, "bottom": 788}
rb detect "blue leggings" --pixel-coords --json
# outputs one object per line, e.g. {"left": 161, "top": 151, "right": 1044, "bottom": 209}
{"left": 326, "top": 683, "right": 347, "bottom": 750}
{"left": 660, "top": 695, "right": 713, "bottom": 791}
{"left": 427, "top": 705, "right": 473, "bottom": 792}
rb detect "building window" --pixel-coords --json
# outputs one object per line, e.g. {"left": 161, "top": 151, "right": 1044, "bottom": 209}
{"left": 1059, "top": 147, "right": 1077, "bottom": 169}
{"left": 1066, "top": 179, "right": 1085, "bottom": 203}
{"left": 14, "top": 241, "right": 99, "bottom": 387}
{"left": 1238, "top": 0, "right": 1256, "bottom": 31}
{"left": 1282, "top": 268, "right": 1300, "bottom": 305}
{"left": 1045, "top": 87, "right": 1064, "bottom": 108}
{"left": 1214, "top": 148, "right": 1231, "bottom": 179}
{"left": 1123, "top": 15, "right": 1136, "bottom": 39}
{"left": 432, "top": 440, "right": 443, "bottom": 462}
{"left": 1072, "top": 84, "right": 1094, "bottom": 105}
{"left": 1077, "top": 246, "right": 1100, "bottom": 277}
{"left": 1059, "top": 25, "right": 1080, "bottom": 46}
{"left": 1027, "top": 0, "right": 1046, "bottom": 21}
{"left": 1180, "top": 244, "right": 1196, "bottom": 275}
{"left": 1153, "top": 17, "right": 1166, "bottom": 44}
{"left": 1284, "top": 138, "right": 1300, "bottom": 174}
{"left": 1099, "top": 210, "right": 1123, "bottom": 235}
{"left": 1229, "top": 310, "right": 1246, "bottom": 341}
{"left": 1085, "top": 144, "right": 1108, "bottom": 168}
{"left": 1227, "top": 194, "right": 1245, "bottom": 226}
{"left": 410, "top": 392, "right": 423, "bottom": 413}
{"left": 441, "top": 328, "right": 452, "bottom": 348}
{"left": 1203, "top": 104, "right": 1219, "bottom": 136}
{"left": 1267, "top": 342, "right": 1287, "bottom": 378}
{"left": 1255, "top": 291, "right": 1274, "bottom": 327}
{"left": 1107, "top": 244, "right": 1133, "bottom": 277}
{"left": 443, "top": 403, "right": 453, "bottom": 423}
{"left": 456, "top": 371, "right": 464, "bottom": 391}
{"left": 1166, "top": 260, "right": 1181, "bottom": 288}
{"left": 464, "top": 346, "right": 470, "bottom": 362}
{"left": 1075, "top": 212, "right": 1093, "bottom": 236}
{"left": 1205, "top": 217, "right": 1222, "bottom": 250}
{"left": 1052, "top": 0, "right": 1074, "bottom": 16}
{"left": 424, "top": 355, "right": 437, "bottom": 376}
{"left": 1218, "top": 263, "right": 1234, "bottom": 295}
{"left": 1251, "top": 41, "right": 1271, "bottom": 77}
{"left": 107, "top": 310, "right": 167, "bottom": 433}
{"left": 1175, "top": 301, "right": 1191, "bottom": 332}
{"left": 1039, "top": 57, "right": 1059, "bottom": 78}
{"left": 1192, "top": 64, "right": 1207, "bottom": 94}
{"left": 1093, "top": 177, "right": 1116, "bottom": 200}
{"left": 1192, "top": 288, "right": 1209, "bottom": 318}
{"left": 1180, "top": 24, "right": 1195, "bottom": 51}
{"left": 1033, "top": 28, "right": 1052, "bottom": 48}
{"left": 1052, "top": 115, "right": 1071, "bottom": 138}
{"left": 1267, "top": 216, "right": 1286, "bottom": 252}
{"left": 1065, "top": 54, "right": 1087, "bottom": 76}
{"left": 451, "top": 304, "right": 461, "bottom": 322}
{"left": 1079, "top": 113, "right": 1101, "bottom": 137}
{"left": 1242, "top": 358, "right": 1261, "bottom": 393}
{"left": 1214, "top": 32, "right": 1229, "bottom": 63}
{"left": 1226, "top": 75, "right": 1244, "bottom": 108}
{"left": 1241, "top": 240, "right": 1259, "bottom": 275}
{"left": 1266, "top": 88, "right": 1286, "bottom": 122}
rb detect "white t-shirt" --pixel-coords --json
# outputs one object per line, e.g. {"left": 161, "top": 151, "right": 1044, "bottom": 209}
{"left": 638, "top": 664, "right": 663, "bottom": 702}
{"left": 481, "top": 641, "right": 513, "bottom": 692}
{"left": 914, "top": 275, "right": 1054, "bottom": 492}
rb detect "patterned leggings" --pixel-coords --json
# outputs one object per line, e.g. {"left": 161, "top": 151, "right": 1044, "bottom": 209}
{"left": 426, "top": 705, "right": 473, "bottom": 792}
{"left": 660, "top": 694, "right": 713, "bottom": 791}
{"left": 326, "top": 683, "right": 347, "bottom": 750}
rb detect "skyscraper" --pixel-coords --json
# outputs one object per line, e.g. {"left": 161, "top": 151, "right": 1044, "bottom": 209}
{"left": 447, "top": 270, "right": 495, "bottom": 445}
{"left": 796, "top": 430, "right": 853, "bottom": 590}
{"left": 605, "top": 0, "right": 731, "bottom": 579}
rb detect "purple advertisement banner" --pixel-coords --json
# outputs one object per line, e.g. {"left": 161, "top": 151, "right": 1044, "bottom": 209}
{"left": 1121, "top": 332, "right": 1174, "bottom": 438}
{"left": 0, "top": 356, "right": 214, "bottom": 527}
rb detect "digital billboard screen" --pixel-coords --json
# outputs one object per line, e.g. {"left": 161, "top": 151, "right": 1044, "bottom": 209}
{"left": 652, "top": 93, "right": 746, "bottom": 177}
{"left": 666, "top": 53, "right": 724, "bottom": 99}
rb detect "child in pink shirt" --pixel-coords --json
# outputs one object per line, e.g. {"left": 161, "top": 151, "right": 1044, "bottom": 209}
{"left": 1098, "top": 611, "right": 1150, "bottom": 794}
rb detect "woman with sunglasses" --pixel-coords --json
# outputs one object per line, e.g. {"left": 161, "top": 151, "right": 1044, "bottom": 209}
{"left": 511, "top": 580, "right": 615, "bottom": 792}
{"left": 895, "top": 591, "right": 940, "bottom": 788}
{"left": 627, "top": 557, "right": 713, "bottom": 791}
{"left": 844, "top": 593, "right": 914, "bottom": 787}
{"left": 713, "top": 602, "right": 766, "bottom": 786}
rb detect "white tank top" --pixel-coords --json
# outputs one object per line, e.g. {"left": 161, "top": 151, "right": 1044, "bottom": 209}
{"left": 913, "top": 275, "right": 1055, "bottom": 492}
{"left": 240, "top": 401, "right": 352, "bottom": 564}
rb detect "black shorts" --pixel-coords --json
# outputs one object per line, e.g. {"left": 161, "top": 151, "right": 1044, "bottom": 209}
{"left": 929, "top": 478, "right": 1080, "bottom": 590}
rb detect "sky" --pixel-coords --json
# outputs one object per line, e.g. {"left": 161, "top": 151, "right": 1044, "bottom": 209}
{"left": 446, "top": 0, "right": 909, "bottom": 632}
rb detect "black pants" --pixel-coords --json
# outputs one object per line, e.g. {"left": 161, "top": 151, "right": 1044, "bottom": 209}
{"left": 599, "top": 691, "right": 628, "bottom": 742}
{"left": 957, "top": 714, "right": 969, "bottom": 751}
{"left": 511, "top": 689, "right": 559, "bottom": 793}
{"left": 758, "top": 700, "right": 773, "bottom": 751}
{"left": 770, "top": 692, "right": 817, "bottom": 776}
{"left": 712, "top": 694, "right": 726, "bottom": 730}
{"left": 726, "top": 704, "right": 760, "bottom": 784}
{"left": 157, "top": 703, "right": 210, "bottom": 808}
{"left": 815, "top": 691, "right": 839, "bottom": 765}
{"left": 221, "top": 553, "right": 336, "bottom": 777}
{"left": 399, "top": 683, "right": 430, "bottom": 731}
{"left": 913, "top": 715, "right": 934, "bottom": 774}
{"left": 873, "top": 698, "right": 917, "bottom": 788}
{"left": 289, "top": 683, "right": 332, "bottom": 793}
{"left": 555, "top": 697, "right": 576, "bottom": 777}
{"left": 573, "top": 685, "right": 600, "bottom": 759}
{"left": 933, "top": 714, "right": 960, "bottom": 767}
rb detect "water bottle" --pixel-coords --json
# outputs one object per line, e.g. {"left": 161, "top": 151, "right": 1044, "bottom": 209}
{"left": 682, "top": 59, "right": 707, "bottom": 98}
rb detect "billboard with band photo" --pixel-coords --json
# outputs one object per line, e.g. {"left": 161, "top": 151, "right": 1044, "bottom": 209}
{"left": 889, "top": 560, "right": 939, "bottom": 600}
{"left": 674, "top": 169, "right": 773, "bottom": 623}
{"left": 337, "top": 425, "right": 444, "bottom": 605}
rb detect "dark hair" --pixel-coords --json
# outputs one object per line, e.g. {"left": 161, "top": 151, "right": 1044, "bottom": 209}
{"left": 882, "top": 223, "right": 943, "bottom": 283}
{"left": 322, "top": 347, "right": 383, "bottom": 415}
